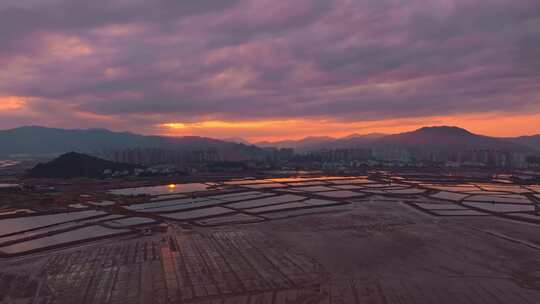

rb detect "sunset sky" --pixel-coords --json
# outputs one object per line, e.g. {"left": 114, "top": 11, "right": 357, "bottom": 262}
{"left": 1, "top": 0, "right": 539, "bottom": 142}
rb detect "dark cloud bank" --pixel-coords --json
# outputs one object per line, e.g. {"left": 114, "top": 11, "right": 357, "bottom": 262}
{"left": 1, "top": 0, "right": 539, "bottom": 129}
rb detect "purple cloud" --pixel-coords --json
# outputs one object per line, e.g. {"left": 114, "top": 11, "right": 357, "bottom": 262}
{"left": 1, "top": 0, "right": 539, "bottom": 131}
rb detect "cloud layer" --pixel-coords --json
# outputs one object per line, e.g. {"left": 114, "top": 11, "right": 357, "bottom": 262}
{"left": 1, "top": 0, "right": 539, "bottom": 139}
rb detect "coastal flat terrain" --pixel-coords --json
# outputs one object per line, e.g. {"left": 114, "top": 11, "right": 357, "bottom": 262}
{"left": 1, "top": 175, "right": 540, "bottom": 303}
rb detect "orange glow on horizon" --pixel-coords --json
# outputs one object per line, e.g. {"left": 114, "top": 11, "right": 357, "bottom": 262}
{"left": 161, "top": 120, "right": 292, "bottom": 130}
{"left": 156, "top": 112, "right": 540, "bottom": 142}
{"left": 0, "top": 96, "right": 26, "bottom": 111}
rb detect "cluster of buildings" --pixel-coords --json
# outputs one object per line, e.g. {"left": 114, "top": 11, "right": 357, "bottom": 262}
{"left": 263, "top": 148, "right": 295, "bottom": 163}
{"left": 94, "top": 145, "right": 538, "bottom": 174}
{"left": 302, "top": 148, "right": 373, "bottom": 162}
{"left": 443, "top": 149, "right": 528, "bottom": 168}
{"left": 291, "top": 148, "right": 536, "bottom": 170}
{"left": 95, "top": 147, "right": 295, "bottom": 173}
{"left": 98, "top": 148, "right": 222, "bottom": 166}
{"left": 430, "top": 149, "right": 529, "bottom": 169}
{"left": 102, "top": 165, "right": 179, "bottom": 177}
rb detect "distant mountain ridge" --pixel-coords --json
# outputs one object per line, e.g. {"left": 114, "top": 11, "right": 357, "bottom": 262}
{"left": 1, "top": 125, "right": 538, "bottom": 157}
{"left": 256, "top": 136, "right": 336, "bottom": 151}
{"left": 255, "top": 133, "right": 389, "bottom": 152}
{"left": 372, "top": 126, "right": 531, "bottom": 153}
{"left": 222, "top": 137, "right": 251, "bottom": 145}
{"left": 257, "top": 126, "right": 537, "bottom": 153}
{"left": 0, "top": 126, "right": 263, "bottom": 160}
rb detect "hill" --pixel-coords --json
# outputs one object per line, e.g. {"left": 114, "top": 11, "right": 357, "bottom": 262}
{"left": 254, "top": 126, "right": 532, "bottom": 154}
{"left": 374, "top": 126, "right": 530, "bottom": 152}
{"left": 0, "top": 126, "right": 264, "bottom": 160}
{"left": 28, "top": 152, "right": 141, "bottom": 178}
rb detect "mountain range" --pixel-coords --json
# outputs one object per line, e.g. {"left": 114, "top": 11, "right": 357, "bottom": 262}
{"left": 0, "top": 126, "right": 263, "bottom": 160}
{"left": 256, "top": 126, "right": 540, "bottom": 153}
{"left": 0, "top": 126, "right": 539, "bottom": 157}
